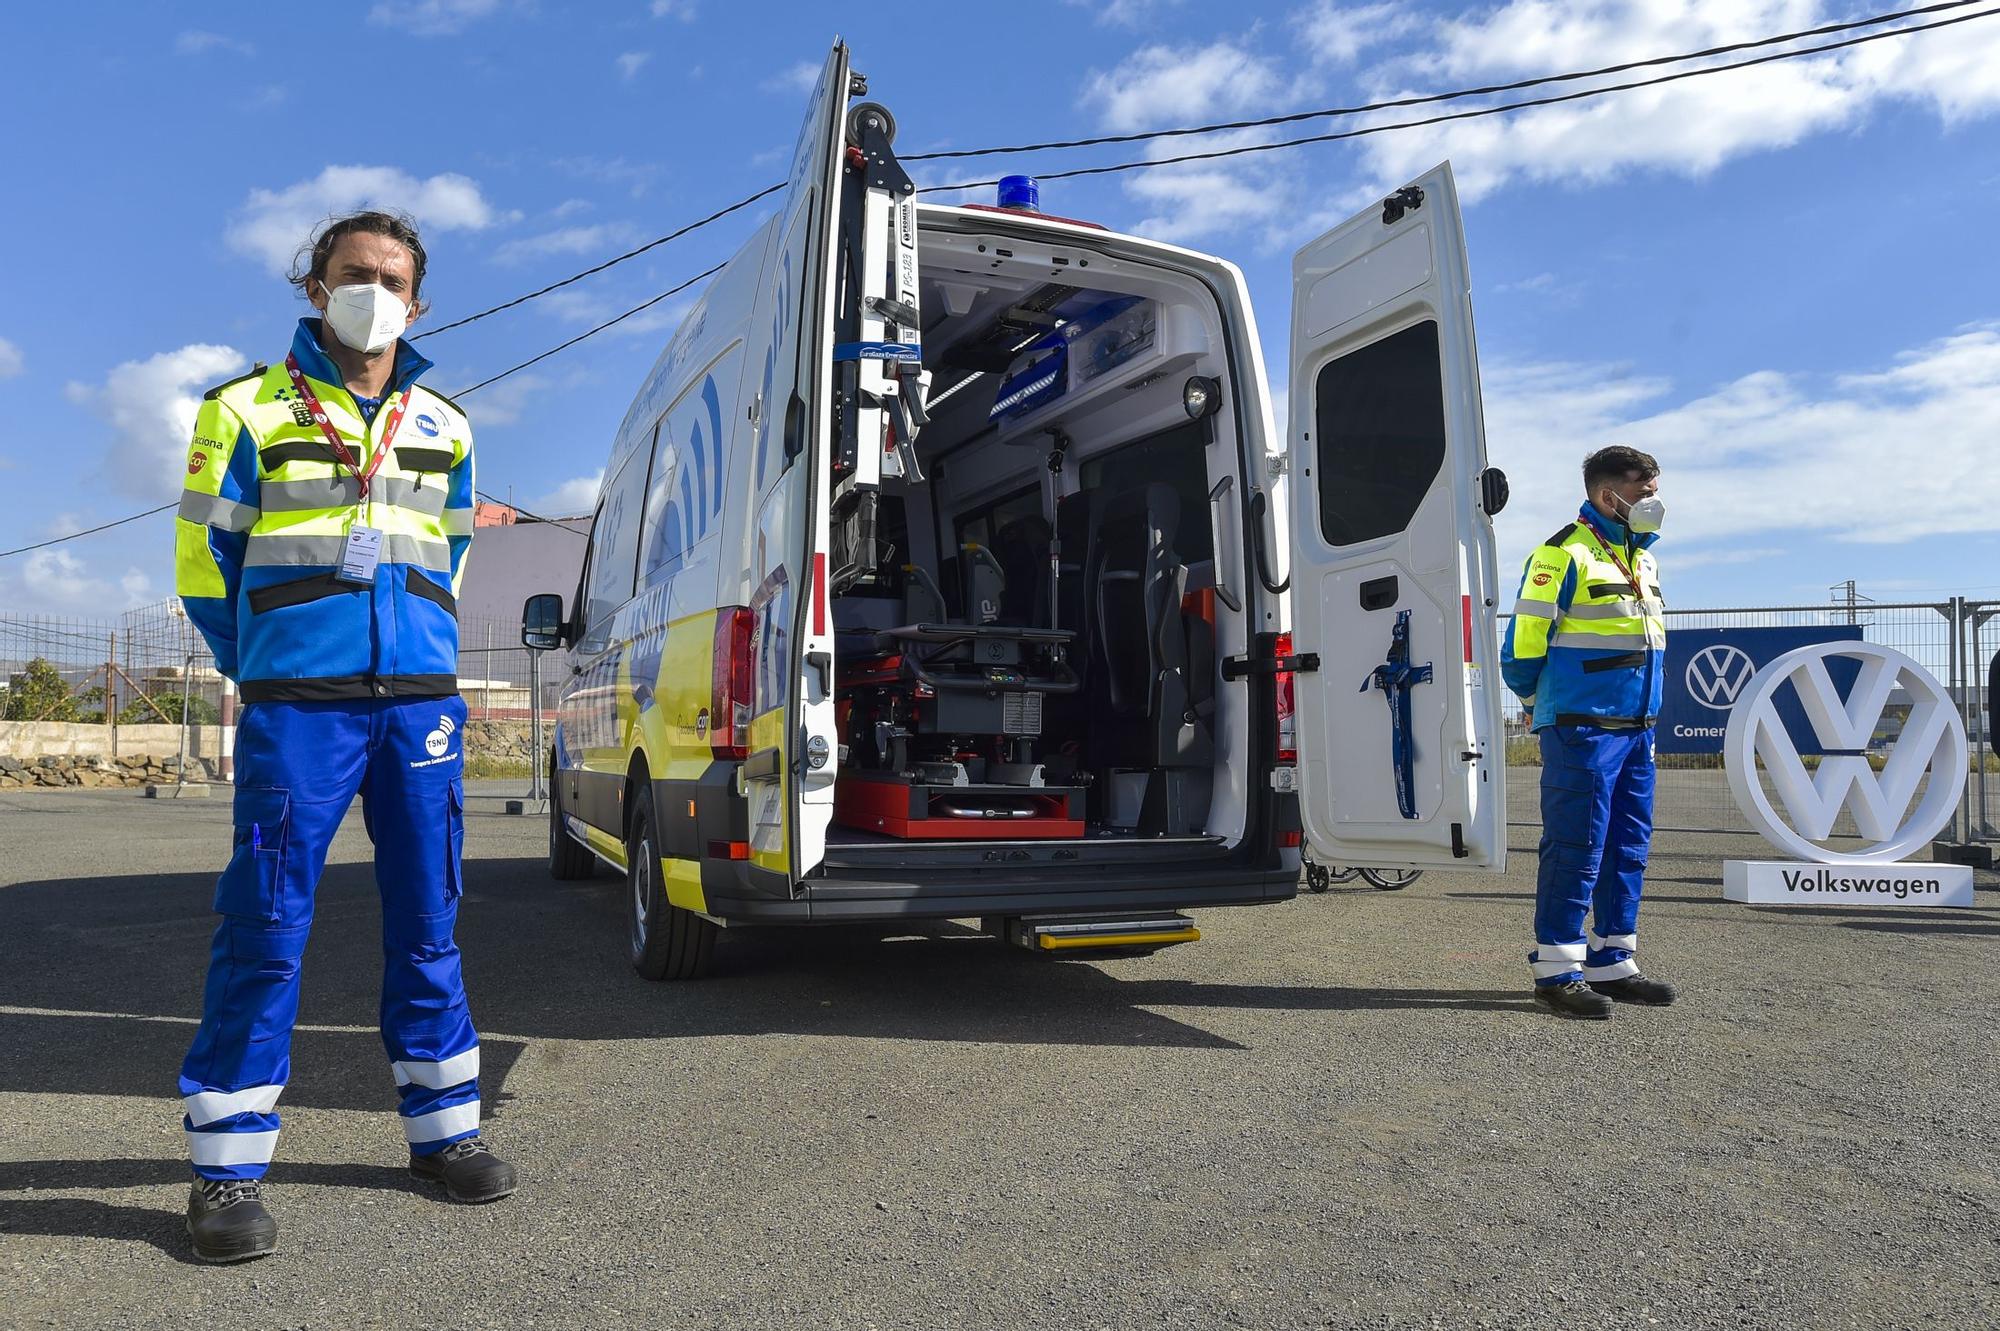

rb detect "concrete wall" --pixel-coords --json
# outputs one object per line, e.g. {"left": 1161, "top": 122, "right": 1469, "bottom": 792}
{"left": 0, "top": 721, "right": 227, "bottom": 760}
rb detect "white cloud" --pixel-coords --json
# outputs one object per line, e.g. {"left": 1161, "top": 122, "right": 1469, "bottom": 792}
{"left": 490, "top": 222, "right": 642, "bottom": 267}
{"left": 1294, "top": 0, "right": 1415, "bottom": 65}
{"left": 64, "top": 344, "right": 246, "bottom": 501}
{"left": 226, "top": 165, "right": 500, "bottom": 275}
{"left": 535, "top": 471, "right": 604, "bottom": 517}
{"left": 762, "top": 60, "right": 821, "bottom": 95}
{"left": 1060, "top": 0, "right": 1185, "bottom": 26}
{"left": 454, "top": 372, "right": 545, "bottom": 427}
{"left": 367, "top": 0, "right": 502, "bottom": 37}
{"left": 1349, "top": 0, "right": 2000, "bottom": 202}
{"left": 616, "top": 51, "right": 652, "bottom": 81}
{"left": 549, "top": 155, "right": 661, "bottom": 198}
{"left": 1083, "top": 41, "right": 1284, "bottom": 133}
{"left": 1481, "top": 323, "right": 2000, "bottom": 573}
{"left": 650, "top": 0, "right": 696, "bottom": 18}
{"left": 0, "top": 547, "right": 156, "bottom": 617}
{"left": 175, "top": 30, "right": 254, "bottom": 56}
{"left": 0, "top": 336, "right": 21, "bottom": 380}
{"left": 550, "top": 198, "right": 592, "bottom": 220}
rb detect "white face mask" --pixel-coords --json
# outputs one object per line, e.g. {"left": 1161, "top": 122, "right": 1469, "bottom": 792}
{"left": 1612, "top": 492, "right": 1665, "bottom": 534}
{"left": 319, "top": 282, "right": 408, "bottom": 355}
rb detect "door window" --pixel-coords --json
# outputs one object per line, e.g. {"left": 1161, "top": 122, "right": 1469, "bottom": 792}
{"left": 1312, "top": 320, "right": 1445, "bottom": 547}
{"left": 580, "top": 450, "right": 643, "bottom": 639}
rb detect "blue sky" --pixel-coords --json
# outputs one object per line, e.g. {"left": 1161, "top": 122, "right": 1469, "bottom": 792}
{"left": 2, "top": 0, "right": 1998, "bottom": 618}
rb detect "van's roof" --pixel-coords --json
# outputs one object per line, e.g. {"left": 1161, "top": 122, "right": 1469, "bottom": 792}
{"left": 915, "top": 202, "right": 1237, "bottom": 276}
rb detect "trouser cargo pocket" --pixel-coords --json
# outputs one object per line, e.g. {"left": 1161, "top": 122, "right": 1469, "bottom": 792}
{"left": 215, "top": 787, "right": 290, "bottom": 921}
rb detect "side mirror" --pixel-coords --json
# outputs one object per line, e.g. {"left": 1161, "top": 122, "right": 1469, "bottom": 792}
{"left": 522, "top": 593, "right": 567, "bottom": 651}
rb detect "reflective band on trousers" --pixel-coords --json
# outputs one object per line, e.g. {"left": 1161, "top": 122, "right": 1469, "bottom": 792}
{"left": 260, "top": 474, "right": 448, "bottom": 517}
{"left": 187, "top": 1127, "right": 280, "bottom": 1167}
{"left": 392, "top": 1047, "right": 480, "bottom": 1090}
{"left": 242, "top": 533, "right": 451, "bottom": 570}
{"left": 404, "top": 1099, "right": 481, "bottom": 1143}
{"left": 184, "top": 1083, "right": 284, "bottom": 1127}
{"left": 1589, "top": 929, "right": 1637, "bottom": 952}
{"left": 1584, "top": 957, "right": 1640, "bottom": 982}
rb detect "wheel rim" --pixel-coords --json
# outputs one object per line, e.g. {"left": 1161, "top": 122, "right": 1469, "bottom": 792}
{"left": 631, "top": 834, "right": 653, "bottom": 955}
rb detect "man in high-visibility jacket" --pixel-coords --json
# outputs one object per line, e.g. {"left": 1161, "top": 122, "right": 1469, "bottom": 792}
{"left": 174, "top": 210, "right": 515, "bottom": 1262}
{"left": 1501, "top": 445, "right": 1676, "bottom": 1020}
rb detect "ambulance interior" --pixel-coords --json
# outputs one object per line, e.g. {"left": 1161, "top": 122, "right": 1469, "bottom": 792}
{"left": 826, "top": 229, "right": 1251, "bottom": 852}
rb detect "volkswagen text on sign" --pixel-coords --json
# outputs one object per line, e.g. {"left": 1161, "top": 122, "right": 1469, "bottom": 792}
{"left": 1720, "top": 642, "right": 1971, "bottom": 906}
{"left": 1657, "top": 626, "right": 1862, "bottom": 754}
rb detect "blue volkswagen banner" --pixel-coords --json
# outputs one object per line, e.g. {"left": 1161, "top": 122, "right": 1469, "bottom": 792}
{"left": 1658, "top": 625, "right": 1864, "bottom": 754}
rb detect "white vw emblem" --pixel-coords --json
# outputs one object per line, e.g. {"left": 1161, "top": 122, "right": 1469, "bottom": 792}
{"left": 1685, "top": 644, "right": 1757, "bottom": 710}
{"left": 1724, "top": 643, "right": 1967, "bottom": 864}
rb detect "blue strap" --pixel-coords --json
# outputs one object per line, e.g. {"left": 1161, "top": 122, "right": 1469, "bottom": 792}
{"left": 1358, "top": 609, "right": 1434, "bottom": 819}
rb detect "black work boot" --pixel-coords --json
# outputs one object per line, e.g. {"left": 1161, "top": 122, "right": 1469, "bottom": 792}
{"left": 186, "top": 1177, "right": 278, "bottom": 1263}
{"left": 1593, "top": 973, "right": 1678, "bottom": 1006}
{"left": 410, "top": 1136, "right": 519, "bottom": 1203}
{"left": 1533, "top": 978, "right": 1614, "bottom": 1020}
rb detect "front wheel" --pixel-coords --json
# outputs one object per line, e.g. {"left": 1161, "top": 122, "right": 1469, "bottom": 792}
{"left": 627, "top": 788, "right": 718, "bottom": 981}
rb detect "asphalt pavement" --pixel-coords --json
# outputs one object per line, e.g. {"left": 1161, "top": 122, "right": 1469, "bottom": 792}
{"left": 2, "top": 782, "right": 1996, "bottom": 1330}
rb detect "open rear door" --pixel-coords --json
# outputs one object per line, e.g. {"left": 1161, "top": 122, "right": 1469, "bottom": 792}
{"left": 740, "top": 41, "right": 850, "bottom": 885}
{"left": 1285, "top": 162, "right": 1507, "bottom": 871}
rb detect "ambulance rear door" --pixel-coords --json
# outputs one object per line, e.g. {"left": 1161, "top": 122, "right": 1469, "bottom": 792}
{"left": 1284, "top": 162, "right": 1508, "bottom": 872}
{"left": 740, "top": 41, "right": 851, "bottom": 885}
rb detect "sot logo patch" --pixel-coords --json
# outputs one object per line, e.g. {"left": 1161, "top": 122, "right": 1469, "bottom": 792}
{"left": 187, "top": 453, "right": 207, "bottom": 475}
{"left": 1531, "top": 572, "right": 1552, "bottom": 586}
{"left": 414, "top": 413, "right": 440, "bottom": 437}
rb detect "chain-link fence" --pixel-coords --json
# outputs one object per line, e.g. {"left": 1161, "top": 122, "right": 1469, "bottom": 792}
{"left": 1499, "top": 599, "right": 2000, "bottom": 847}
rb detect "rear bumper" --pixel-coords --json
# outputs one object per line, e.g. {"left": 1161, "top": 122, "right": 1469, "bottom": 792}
{"left": 704, "top": 860, "right": 1299, "bottom": 924}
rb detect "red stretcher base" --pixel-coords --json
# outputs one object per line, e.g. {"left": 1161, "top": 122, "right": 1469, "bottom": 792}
{"left": 833, "top": 774, "right": 1085, "bottom": 840}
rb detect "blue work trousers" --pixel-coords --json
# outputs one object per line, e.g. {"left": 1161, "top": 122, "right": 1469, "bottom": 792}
{"left": 1531, "top": 724, "right": 1655, "bottom": 986}
{"left": 178, "top": 696, "right": 480, "bottom": 1180}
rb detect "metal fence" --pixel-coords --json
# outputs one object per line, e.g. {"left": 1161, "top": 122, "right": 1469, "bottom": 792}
{"left": 1498, "top": 599, "right": 2000, "bottom": 846}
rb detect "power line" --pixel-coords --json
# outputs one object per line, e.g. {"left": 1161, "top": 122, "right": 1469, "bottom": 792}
{"left": 412, "top": 187, "right": 780, "bottom": 341}
{"left": 902, "top": 0, "right": 1988, "bottom": 163}
{"left": 408, "top": 0, "right": 1988, "bottom": 338}
{"left": 0, "top": 503, "right": 176, "bottom": 560}
{"left": 449, "top": 263, "right": 725, "bottom": 397}
{"left": 919, "top": 3, "right": 2000, "bottom": 193}
{"left": 11, "top": 3, "right": 1993, "bottom": 563}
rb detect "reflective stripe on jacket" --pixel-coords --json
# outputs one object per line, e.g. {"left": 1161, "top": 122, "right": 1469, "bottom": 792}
{"left": 1500, "top": 503, "right": 1664, "bottom": 730}
{"left": 175, "top": 319, "right": 475, "bottom": 701}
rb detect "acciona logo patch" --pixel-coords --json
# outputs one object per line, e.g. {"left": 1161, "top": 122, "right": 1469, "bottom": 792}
{"left": 411, "top": 714, "right": 458, "bottom": 768}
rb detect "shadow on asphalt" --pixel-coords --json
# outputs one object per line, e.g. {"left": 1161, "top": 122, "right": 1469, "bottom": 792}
{"left": 0, "top": 1160, "right": 441, "bottom": 1262}
{"left": 1, "top": 858, "right": 1540, "bottom": 1120}
{"left": 1838, "top": 918, "right": 2000, "bottom": 936}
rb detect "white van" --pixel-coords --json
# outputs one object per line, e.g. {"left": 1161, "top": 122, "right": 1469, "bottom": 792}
{"left": 521, "top": 42, "right": 1510, "bottom": 979}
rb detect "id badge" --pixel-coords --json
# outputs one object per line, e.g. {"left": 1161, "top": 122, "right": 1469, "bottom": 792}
{"left": 337, "top": 525, "right": 384, "bottom": 585}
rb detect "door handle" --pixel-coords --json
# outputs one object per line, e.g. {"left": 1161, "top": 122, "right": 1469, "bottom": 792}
{"left": 1359, "top": 575, "right": 1399, "bottom": 611}
{"left": 1207, "top": 476, "right": 1243, "bottom": 613}
{"left": 806, "top": 649, "right": 832, "bottom": 700}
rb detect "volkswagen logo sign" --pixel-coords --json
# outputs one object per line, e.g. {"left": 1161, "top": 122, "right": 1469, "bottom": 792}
{"left": 1724, "top": 642, "right": 1967, "bottom": 864}
{"left": 1685, "top": 644, "right": 1757, "bottom": 711}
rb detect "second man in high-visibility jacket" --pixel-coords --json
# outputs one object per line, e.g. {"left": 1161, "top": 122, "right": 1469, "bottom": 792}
{"left": 173, "top": 210, "right": 517, "bottom": 1263}
{"left": 1501, "top": 445, "right": 1676, "bottom": 1020}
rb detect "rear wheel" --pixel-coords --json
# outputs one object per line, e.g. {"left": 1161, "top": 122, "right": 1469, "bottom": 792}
{"left": 1362, "top": 867, "right": 1422, "bottom": 891}
{"left": 627, "top": 788, "right": 718, "bottom": 981}
{"left": 548, "top": 760, "right": 596, "bottom": 881}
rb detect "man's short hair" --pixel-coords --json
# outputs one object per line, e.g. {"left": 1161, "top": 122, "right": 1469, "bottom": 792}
{"left": 289, "top": 210, "right": 429, "bottom": 304}
{"left": 1583, "top": 444, "right": 1660, "bottom": 494}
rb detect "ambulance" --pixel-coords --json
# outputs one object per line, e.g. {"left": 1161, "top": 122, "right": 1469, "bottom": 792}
{"left": 521, "top": 42, "right": 1511, "bottom": 979}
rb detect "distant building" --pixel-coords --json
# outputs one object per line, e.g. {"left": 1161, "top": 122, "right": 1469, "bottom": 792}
{"left": 457, "top": 505, "right": 591, "bottom": 632}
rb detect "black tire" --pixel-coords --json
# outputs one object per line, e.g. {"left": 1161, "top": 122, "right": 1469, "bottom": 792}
{"left": 1362, "top": 867, "right": 1422, "bottom": 891}
{"left": 627, "top": 788, "right": 718, "bottom": 981}
{"left": 548, "top": 760, "right": 596, "bottom": 882}
{"left": 1304, "top": 862, "right": 1331, "bottom": 894}
{"left": 846, "top": 101, "right": 896, "bottom": 147}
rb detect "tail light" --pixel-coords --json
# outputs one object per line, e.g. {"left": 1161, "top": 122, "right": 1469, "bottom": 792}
{"left": 711, "top": 607, "right": 755, "bottom": 761}
{"left": 1273, "top": 631, "right": 1297, "bottom": 765}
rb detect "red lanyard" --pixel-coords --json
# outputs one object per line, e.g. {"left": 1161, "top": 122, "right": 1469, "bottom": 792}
{"left": 1590, "top": 526, "right": 1642, "bottom": 590}
{"left": 284, "top": 354, "right": 411, "bottom": 501}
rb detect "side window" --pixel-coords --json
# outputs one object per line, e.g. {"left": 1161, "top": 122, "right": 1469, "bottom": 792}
{"left": 640, "top": 347, "right": 740, "bottom": 587}
{"left": 581, "top": 450, "right": 643, "bottom": 637}
{"left": 1312, "top": 319, "right": 1446, "bottom": 547}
